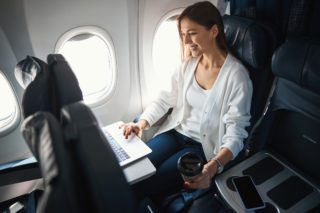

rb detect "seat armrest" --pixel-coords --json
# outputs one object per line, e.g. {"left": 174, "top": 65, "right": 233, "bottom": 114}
{"left": 215, "top": 151, "right": 320, "bottom": 213}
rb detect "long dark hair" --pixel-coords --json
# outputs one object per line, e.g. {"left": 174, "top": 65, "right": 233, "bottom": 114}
{"left": 178, "top": 1, "right": 228, "bottom": 58}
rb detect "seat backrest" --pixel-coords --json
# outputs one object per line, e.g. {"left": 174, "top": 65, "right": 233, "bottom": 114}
{"left": 21, "top": 112, "right": 82, "bottom": 213}
{"left": 17, "top": 54, "right": 83, "bottom": 119}
{"left": 21, "top": 102, "right": 136, "bottom": 213}
{"left": 61, "top": 101, "right": 136, "bottom": 212}
{"left": 250, "top": 38, "right": 320, "bottom": 183}
{"left": 228, "top": 0, "right": 292, "bottom": 42}
{"left": 223, "top": 15, "right": 278, "bottom": 131}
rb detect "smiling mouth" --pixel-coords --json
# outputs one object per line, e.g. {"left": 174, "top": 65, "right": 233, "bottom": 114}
{"left": 189, "top": 45, "right": 197, "bottom": 51}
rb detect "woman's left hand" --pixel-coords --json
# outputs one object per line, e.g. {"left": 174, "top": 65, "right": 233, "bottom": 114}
{"left": 184, "top": 161, "right": 217, "bottom": 189}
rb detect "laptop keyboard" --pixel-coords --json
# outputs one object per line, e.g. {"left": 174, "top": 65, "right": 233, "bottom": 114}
{"left": 104, "top": 131, "right": 130, "bottom": 163}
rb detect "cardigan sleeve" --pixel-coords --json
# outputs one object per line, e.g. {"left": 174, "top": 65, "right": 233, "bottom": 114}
{"left": 220, "top": 68, "right": 253, "bottom": 159}
{"left": 140, "top": 61, "right": 185, "bottom": 127}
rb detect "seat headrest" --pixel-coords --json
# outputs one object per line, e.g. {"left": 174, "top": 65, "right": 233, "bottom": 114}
{"left": 14, "top": 56, "right": 46, "bottom": 89}
{"left": 21, "top": 54, "right": 83, "bottom": 119}
{"left": 223, "top": 15, "right": 276, "bottom": 70}
{"left": 272, "top": 39, "right": 320, "bottom": 95}
{"left": 47, "top": 54, "right": 83, "bottom": 114}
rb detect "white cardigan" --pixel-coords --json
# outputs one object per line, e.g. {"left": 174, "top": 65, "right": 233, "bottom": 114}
{"left": 140, "top": 54, "right": 253, "bottom": 160}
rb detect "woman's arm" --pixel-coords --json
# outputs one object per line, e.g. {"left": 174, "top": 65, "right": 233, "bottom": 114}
{"left": 185, "top": 67, "right": 253, "bottom": 189}
{"left": 121, "top": 61, "right": 188, "bottom": 138}
{"left": 121, "top": 119, "right": 149, "bottom": 139}
{"left": 184, "top": 147, "right": 233, "bottom": 189}
{"left": 220, "top": 70, "right": 253, "bottom": 159}
{"left": 139, "top": 62, "right": 186, "bottom": 127}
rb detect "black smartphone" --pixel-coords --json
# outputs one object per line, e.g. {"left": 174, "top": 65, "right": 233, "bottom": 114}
{"left": 232, "top": 175, "right": 265, "bottom": 211}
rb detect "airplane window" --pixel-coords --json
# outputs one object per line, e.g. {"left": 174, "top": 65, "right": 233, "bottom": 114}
{"left": 56, "top": 27, "right": 116, "bottom": 105}
{"left": 152, "top": 12, "right": 181, "bottom": 93}
{"left": 0, "top": 72, "right": 19, "bottom": 134}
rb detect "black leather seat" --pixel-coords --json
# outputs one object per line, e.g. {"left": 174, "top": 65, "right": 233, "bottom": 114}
{"left": 249, "top": 38, "right": 320, "bottom": 178}
{"left": 223, "top": 15, "right": 278, "bottom": 131}
{"left": 215, "top": 38, "right": 320, "bottom": 212}
{"left": 16, "top": 54, "right": 83, "bottom": 119}
{"left": 22, "top": 102, "right": 136, "bottom": 213}
{"left": 18, "top": 55, "right": 136, "bottom": 212}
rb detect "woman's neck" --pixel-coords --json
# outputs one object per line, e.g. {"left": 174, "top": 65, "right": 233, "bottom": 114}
{"left": 200, "top": 49, "right": 227, "bottom": 71}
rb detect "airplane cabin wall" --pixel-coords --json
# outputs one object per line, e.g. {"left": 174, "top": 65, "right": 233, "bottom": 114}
{"left": 0, "top": 0, "right": 142, "bottom": 163}
{"left": 0, "top": 28, "right": 29, "bottom": 164}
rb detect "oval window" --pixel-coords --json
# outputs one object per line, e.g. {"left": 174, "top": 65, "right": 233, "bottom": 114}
{"left": 56, "top": 26, "right": 116, "bottom": 105}
{"left": 0, "top": 72, "right": 20, "bottom": 134}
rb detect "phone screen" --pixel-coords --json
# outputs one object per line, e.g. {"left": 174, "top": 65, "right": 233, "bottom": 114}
{"left": 232, "top": 175, "right": 265, "bottom": 210}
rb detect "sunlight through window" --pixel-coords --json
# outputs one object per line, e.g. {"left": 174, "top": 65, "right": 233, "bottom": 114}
{"left": 0, "top": 72, "right": 18, "bottom": 131}
{"left": 152, "top": 14, "right": 181, "bottom": 94}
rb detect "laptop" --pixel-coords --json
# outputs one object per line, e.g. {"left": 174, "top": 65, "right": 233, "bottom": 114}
{"left": 102, "top": 121, "right": 152, "bottom": 167}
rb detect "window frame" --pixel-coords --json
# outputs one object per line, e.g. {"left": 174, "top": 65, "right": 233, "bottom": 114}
{"left": 0, "top": 71, "right": 21, "bottom": 136}
{"left": 55, "top": 26, "right": 117, "bottom": 106}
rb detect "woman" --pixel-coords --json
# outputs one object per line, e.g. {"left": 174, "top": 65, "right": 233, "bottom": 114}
{"left": 122, "top": 1, "right": 252, "bottom": 198}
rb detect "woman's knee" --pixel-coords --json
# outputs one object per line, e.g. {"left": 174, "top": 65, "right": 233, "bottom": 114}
{"left": 146, "top": 131, "right": 181, "bottom": 165}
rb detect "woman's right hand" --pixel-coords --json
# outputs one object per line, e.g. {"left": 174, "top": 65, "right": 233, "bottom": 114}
{"left": 120, "top": 119, "right": 149, "bottom": 139}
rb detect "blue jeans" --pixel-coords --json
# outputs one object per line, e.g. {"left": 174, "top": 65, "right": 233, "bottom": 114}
{"left": 131, "top": 129, "right": 206, "bottom": 200}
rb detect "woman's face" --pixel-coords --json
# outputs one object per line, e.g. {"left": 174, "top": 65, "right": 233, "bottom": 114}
{"left": 180, "top": 17, "right": 217, "bottom": 57}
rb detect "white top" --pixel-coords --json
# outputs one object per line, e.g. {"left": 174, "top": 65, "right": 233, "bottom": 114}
{"left": 140, "top": 54, "right": 252, "bottom": 160}
{"left": 175, "top": 75, "right": 210, "bottom": 142}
